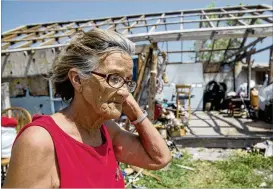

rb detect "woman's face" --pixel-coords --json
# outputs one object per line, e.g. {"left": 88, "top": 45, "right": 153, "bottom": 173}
{"left": 81, "top": 52, "right": 133, "bottom": 119}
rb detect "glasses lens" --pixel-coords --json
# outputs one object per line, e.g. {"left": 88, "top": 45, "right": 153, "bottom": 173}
{"left": 127, "top": 81, "right": 137, "bottom": 92}
{"left": 108, "top": 74, "right": 124, "bottom": 88}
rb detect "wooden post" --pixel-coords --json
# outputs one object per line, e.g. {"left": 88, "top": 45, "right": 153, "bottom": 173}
{"left": 269, "top": 47, "right": 273, "bottom": 84}
{"left": 1, "top": 82, "right": 11, "bottom": 111}
{"left": 125, "top": 50, "right": 151, "bottom": 131}
{"left": 148, "top": 43, "right": 158, "bottom": 122}
{"left": 134, "top": 51, "right": 150, "bottom": 101}
{"left": 246, "top": 53, "right": 252, "bottom": 99}
{"left": 233, "top": 58, "right": 238, "bottom": 92}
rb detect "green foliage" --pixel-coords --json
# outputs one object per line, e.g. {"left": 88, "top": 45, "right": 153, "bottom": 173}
{"left": 194, "top": 2, "right": 260, "bottom": 63}
{"left": 125, "top": 151, "right": 273, "bottom": 188}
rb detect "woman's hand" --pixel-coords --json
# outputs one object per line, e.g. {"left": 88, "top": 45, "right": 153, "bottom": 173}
{"left": 122, "top": 93, "right": 144, "bottom": 121}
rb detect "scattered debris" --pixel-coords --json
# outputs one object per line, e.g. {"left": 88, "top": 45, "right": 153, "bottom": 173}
{"left": 259, "top": 182, "right": 267, "bottom": 188}
{"left": 125, "top": 168, "right": 144, "bottom": 187}
{"left": 124, "top": 168, "right": 134, "bottom": 176}
{"left": 253, "top": 140, "right": 273, "bottom": 157}
{"left": 175, "top": 164, "right": 195, "bottom": 171}
{"left": 130, "top": 166, "right": 161, "bottom": 182}
{"left": 131, "top": 184, "right": 146, "bottom": 188}
{"left": 172, "top": 151, "right": 183, "bottom": 159}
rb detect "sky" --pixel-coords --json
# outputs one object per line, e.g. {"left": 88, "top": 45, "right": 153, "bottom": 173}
{"left": 1, "top": 0, "right": 273, "bottom": 63}
{"left": 2, "top": 0, "right": 273, "bottom": 32}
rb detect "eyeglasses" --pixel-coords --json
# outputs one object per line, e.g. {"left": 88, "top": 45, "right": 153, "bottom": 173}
{"left": 90, "top": 71, "right": 137, "bottom": 93}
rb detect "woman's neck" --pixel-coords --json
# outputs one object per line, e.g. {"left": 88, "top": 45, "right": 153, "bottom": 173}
{"left": 62, "top": 96, "right": 105, "bottom": 135}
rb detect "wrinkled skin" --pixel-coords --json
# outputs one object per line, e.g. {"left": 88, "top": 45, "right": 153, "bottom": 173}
{"left": 81, "top": 52, "right": 134, "bottom": 120}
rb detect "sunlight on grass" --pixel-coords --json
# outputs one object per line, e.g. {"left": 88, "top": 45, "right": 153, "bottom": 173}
{"left": 123, "top": 150, "right": 273, "bottom": 188}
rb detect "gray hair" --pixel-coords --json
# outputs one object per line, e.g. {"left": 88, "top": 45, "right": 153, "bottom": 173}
{"left": 50, "top": 28, "right": 135, "bottom": 101}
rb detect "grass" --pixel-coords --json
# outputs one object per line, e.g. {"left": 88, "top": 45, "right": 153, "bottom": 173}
{"left": 121, "top": 150, "right": 273, "bottom": 188}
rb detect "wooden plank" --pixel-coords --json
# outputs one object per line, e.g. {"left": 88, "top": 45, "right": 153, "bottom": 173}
{"left": 127, "top": 23, "right": 273, "bottom": 42}
{"left": 246, "top": 53, "right": 252, "bottom": 98}
{"left": 2, "top": 12, "right": 271, "bottom": 37}
{"left": 25, "top": 25, "right": 43, "bottom": 32}
{"left": 106, "top": 24, "right": 116, "bottom": 30}
{"left": 40, "top": 31, "right": 56, "bottom": 38}
{"left": 46, "top": 23, "right": 59, "bottom": 29}
{"left": 137, "top": 54, "right": 143, "bottom": 75}
{"left": 122, "top": 15, "right": 145, "bottom": 34}
{"left": 180, "top": 12, "right": 184, "bottom": 30}
{"left": 148, "top": 43, "right": 158, "bottom": 122}
{"left": 40, "top": 38, "right": 56, "bottom": 46}
{"left": 119, "top": 17, "right": 128, "bottom": 26}
{"left": 167, "top": 47, "right": 238, "bottom": 53}
{"left": 1, "top": 25, "right": 27, "bottom": 36}
{"left": 117, "top": 14, "right": 273, "bottom": 32}
{"left": 269, "top": 48, "right": 273, "bottom": 84}
{"left": 221, "top": 9, "right": 246, "bottom": 61}
{"left": 1, "top": 82, "right": 11, "bottom": 111}
{"left": 206, "top": 15, "right": 222, "bottom": 65}
{"left": 226, "top": 37, "right": 265, "bottom": 62}
{"left": 149, "top": 13, "right": 165, "bottom": 33}
{"left": 134, "top": 51, "right": 150, "bottom": 100}
{"left": 2, "top": 34, "right": 18, "bottom": 41}
{"left": 61, "top": 22, "right": 76, "bottom": 29}
{"left": 239, "top": 19, "right": 257, "bottom": 49}
{"left": 202, "top": 10, "right": 215, "bottom": 27}
{"left": 21, "top": 33, "right": 37, "bottom": 40}
{"left": 4, "top": 21, "right": 273, "bottom": 44}
{"left": 221, "top": 8, "right": 248, "bottom": 26}
{"left": 2, "top": 33, "right": 37, "bottom": 43}
{"left": 1, "top": 43, "right": 10, "bottom": 50}
{"left": 80, "top": 20, "right": 96, "bottom": 28}
{"left": 15, "top": 41, "right": 33, "bottom": 48}
{"left": 242, "top": 6, "right": 273, "bottom": 23}
{"left": 2, "top": 29, "right": 76, "bottom": 43}
{"left": 1, "top": 7, "right": 270, "bottom": 36}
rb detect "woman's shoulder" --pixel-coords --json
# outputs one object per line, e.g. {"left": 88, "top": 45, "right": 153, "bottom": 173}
{"left": 5, "top": 124, "right": 56, "bottom": 188}
{"left": 14, "top": 124, "right": 55, "bottom": 154}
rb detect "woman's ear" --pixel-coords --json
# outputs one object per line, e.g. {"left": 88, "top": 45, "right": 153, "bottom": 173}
{"left": 68, "top": 68, "right": 82, "bottom": 92}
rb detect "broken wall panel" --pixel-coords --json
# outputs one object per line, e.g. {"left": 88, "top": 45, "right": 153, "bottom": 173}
{"left": 2, "top": 48, "right": 56, "bottom": 78}
{"left": 2, "top": 76, "right": 49, "bottom": 97}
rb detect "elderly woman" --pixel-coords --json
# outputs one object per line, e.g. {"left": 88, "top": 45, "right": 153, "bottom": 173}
{"left": 3, "top": 29, "right": 172, "bottom": 188}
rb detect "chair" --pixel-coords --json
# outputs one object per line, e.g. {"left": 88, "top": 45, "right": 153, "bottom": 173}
{"left": 176, "top": 85, "right": 192, "bottom": 120}
{"left": 1, "top": 107, "right": 32, "bottom": 133}
{"left": 1, "top": 107, "right": 32, "bottom": 185}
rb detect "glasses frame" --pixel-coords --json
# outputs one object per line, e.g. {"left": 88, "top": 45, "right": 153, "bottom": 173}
{"left": 90, "top": 71, "right": 137, "bottom": 92}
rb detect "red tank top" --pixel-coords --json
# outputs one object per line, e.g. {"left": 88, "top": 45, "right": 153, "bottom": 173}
{"left": 14, "top": 114, "right": 125, "bottom": 188}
